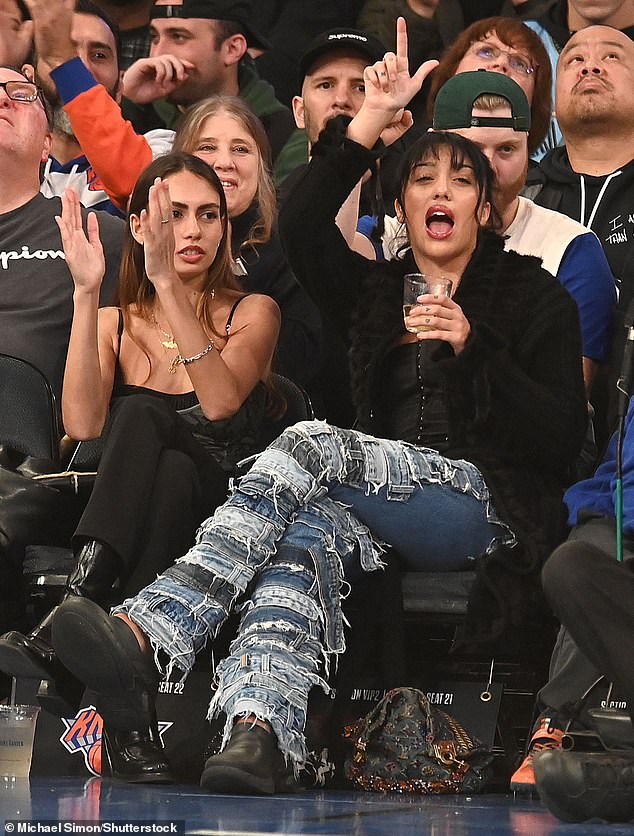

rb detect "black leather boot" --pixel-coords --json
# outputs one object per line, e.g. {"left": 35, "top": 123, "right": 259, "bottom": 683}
{"left": 101, "top": 716, "right": 173, "bottom": 784}
{"left": 65, "top": 539, "right": 121, "bottom": 601}
{"left": 52, "top": 597, "right": 159, "bottom": 727}
{"left": 0, "top": 541, "right": 120, "bottom": 695}
{"left": 200, "top": 722, "right": 300, "bottom": 795}
{"left": 52, "top": 597, "right": 172, "bottom": 784}
{"left": 534, "top": 748, "right": 634, "bottom": 822}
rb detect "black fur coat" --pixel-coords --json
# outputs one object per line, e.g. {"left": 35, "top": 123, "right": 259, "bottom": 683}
{"left": 280, "top": 129, "right": 589, "bottom": 648}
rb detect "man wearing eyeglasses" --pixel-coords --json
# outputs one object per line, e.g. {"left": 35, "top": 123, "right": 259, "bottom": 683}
{"left": 0, "top": 63, "right": 122, "bottom": 407}
{"left": 0, "top": 64, "right": 122, "bottom": 674}
{"left": 0, "top": 65, "right": 123, "bottom": 407}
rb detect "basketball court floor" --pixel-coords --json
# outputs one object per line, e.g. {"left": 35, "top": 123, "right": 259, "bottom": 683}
{"left": 1, "top": 776, "right": 633, "bottom": 836}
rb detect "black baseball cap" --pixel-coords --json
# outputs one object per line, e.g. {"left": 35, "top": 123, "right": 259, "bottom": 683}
{"left": 299, "top": 28, "right": 386, "bottom": 84}
{"left": 151, "top": 1, "right": 271, "bottom": 51}
{"left": 433, "top": 70, "right": 531, "bottom": 132}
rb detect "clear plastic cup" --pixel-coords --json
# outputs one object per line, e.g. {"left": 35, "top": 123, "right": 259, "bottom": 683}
{"left": 0, "top": 705, "right": 40, "bottom": 778}
{"left": 403, "top": 274, "right": 453, "bottom": 333}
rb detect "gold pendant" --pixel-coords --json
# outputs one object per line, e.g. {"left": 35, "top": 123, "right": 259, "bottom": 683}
{"left": 161, "top": 338, "right": 178, "bottom": 350}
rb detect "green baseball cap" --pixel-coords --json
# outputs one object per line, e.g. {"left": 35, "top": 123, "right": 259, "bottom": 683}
{"left": 433, "top": 70, "right": 531, "bottom": 132}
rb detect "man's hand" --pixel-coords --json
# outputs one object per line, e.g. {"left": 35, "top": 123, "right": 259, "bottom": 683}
{"left": 122, "top": 56, "right": 194, "bottom": 104}
{"left": 0, "top": 10, "right": 33, "bottom": 66}
{"left": 23, "top": 0, "right": 76, "bottom": 71}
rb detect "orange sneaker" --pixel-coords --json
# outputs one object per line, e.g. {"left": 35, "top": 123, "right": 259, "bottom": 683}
{"left": 510, "top": 718, "right": 565, "bottom": 794}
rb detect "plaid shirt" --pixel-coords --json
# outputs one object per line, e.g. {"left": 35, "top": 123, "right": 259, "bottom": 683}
{"left": 119, "top": 25, "right": 151, "bottom": 70}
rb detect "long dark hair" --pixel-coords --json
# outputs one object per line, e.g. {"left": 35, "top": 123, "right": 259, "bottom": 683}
{"left": 427, "top": 17, "right": 551, "bottom": 155}
{"left": 396, "top": 131, "right": 502, "bottom": 244}
{"left": 116, "top": 152, "right": 240, "bottom": 340}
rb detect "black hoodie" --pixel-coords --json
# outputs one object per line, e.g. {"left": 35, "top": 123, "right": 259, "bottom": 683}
{"left": 531, "top": 146, "right": 634, "bottom": 312}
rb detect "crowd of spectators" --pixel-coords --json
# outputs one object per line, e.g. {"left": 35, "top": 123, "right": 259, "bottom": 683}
{"left": 1, "top": 0, "right": 634, "bottom": 821}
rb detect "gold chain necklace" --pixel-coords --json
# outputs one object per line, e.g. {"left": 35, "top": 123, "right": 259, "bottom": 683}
{"left": 152, "top": 314, "right": 178, "bottom": 350}
{"left": 151, "top": 288, "right": 215, "bottom": 357}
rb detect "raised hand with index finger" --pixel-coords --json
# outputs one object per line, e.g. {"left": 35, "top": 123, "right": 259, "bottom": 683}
{"left": 347, "top": 17, "right": 438, "bottom": 150}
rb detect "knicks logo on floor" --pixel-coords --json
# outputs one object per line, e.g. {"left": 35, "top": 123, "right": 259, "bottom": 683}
{"left": 60, "top": 706, "right": 172, "bottom": 776}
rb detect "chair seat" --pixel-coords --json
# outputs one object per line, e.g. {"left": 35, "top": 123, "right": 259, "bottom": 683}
{"left": 24, "top": 545, "right": 75, "bottom": 590}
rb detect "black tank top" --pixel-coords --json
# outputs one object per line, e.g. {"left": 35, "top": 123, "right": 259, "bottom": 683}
{"left": 111, "top": 299, "right": 269, "bottom": 472}
{"left": 112, "top": 297, "right": 245, "bottom": 408}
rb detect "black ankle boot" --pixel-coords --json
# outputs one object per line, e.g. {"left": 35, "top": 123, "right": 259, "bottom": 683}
{"left": 534, "top": 748, "right": 634, "bottom": 822}
{"left": 200, "top": 723, "right": 299, "bottom": 795}
{"left": 101, "top": 714, "right": 173, "bottom": 784}
{"left": 0, "top": 606, "right": 63, "bottom": 682}
{"left": 53, "top": 598, "right": 172, "bottom": 781}
{"left": 52, "top": 597, "right": 160, "bottom": 730}
{"left": 66, "top": 539, "right": 121, "bottom": 603}
{"left": 0, "top": 540, "right": 121, "bottom": 686}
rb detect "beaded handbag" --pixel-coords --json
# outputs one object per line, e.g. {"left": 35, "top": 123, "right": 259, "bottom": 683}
{"left": 343, "top": 687, "right": 493, "bottom": 794}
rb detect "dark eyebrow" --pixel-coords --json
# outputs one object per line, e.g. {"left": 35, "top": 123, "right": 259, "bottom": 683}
{"left": 150, "top": 24, "right": 193, "bottom": 38}
{"left": 171, "top": 201, "right": 221, "bottom": 211}
{"left": 310, "top": 73, "right": 364, "bottom": 83}
{"left": 73, "top": 39, "right": 113, "bottom": 54}
{"left": 164, "top": 26, "right": 193, "bottom": 37}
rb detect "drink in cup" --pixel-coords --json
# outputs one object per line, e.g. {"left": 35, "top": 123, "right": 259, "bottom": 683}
{"left": 403, "top": 274, "right": 452, "bottom": 333}
{"left": 0, "top": 705, "right": 40, "bottom": 778}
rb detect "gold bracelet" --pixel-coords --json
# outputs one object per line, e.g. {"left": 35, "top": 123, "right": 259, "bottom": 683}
{"left": 169, "top": 340, "right": 214, "bottom": 374}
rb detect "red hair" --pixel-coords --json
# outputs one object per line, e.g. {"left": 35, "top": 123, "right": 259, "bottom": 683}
{"left": 427, "top": 17, "right": 552, "bottom": 154}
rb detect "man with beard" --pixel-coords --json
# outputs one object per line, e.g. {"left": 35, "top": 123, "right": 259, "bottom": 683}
{"left": 530, "top": 26, "right": 634, "bottom": 309}
{"left": 524, "top": 26, "right": 634, "bottom": 440}
{"left": 520, "top": 0, "right": 634, "bottom": 151}
{"left": 89, "top": 0, "right": 152, "bottom": 70}
{"left": 26, "top": 0, "right": 172, "bottom": 216}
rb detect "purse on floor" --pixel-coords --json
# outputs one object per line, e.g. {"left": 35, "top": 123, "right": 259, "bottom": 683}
{"left": 343, "top": 686, "right": 493, "bottom": 794}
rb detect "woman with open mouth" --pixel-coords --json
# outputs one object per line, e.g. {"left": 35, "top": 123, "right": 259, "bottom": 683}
{"left": 51, "top": 20, "right": 588, "bottom": 794}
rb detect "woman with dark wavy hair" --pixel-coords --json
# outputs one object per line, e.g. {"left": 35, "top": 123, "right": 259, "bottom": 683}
{"left": 427, "top": 16, "right": 554, "bottom": 159}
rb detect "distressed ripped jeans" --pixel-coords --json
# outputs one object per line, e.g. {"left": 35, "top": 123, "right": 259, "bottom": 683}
{"left": 114, "top": 421, "right": 515, "bottom": 769}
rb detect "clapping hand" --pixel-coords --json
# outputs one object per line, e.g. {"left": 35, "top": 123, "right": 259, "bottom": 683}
{"left": 56, "top": 188, "right": 105, "bottom": 294}
{"left": 134, "top": 177, "right": 178, "bottom": 291}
